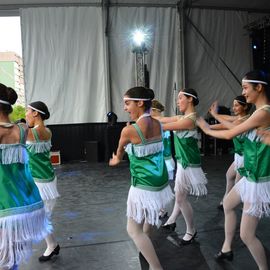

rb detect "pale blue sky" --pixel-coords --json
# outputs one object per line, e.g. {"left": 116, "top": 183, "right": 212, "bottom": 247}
{"left": 0, "top": 17, "right": 22, "bottom": 56}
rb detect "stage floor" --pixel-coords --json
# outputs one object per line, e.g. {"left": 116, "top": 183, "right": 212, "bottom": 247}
{"left": 21, "top": 155, "right": 270, "bottom": 270}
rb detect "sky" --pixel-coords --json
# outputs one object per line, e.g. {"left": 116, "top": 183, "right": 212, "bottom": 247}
{"left": 0, "top": 17, "right": 22, "bottom": 56}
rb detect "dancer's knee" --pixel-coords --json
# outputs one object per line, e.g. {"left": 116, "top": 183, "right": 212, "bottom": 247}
{"left": 127, "top": 221, "right": 141, "bottom": 239}
{"left": 175, "top": 190, "right": 187, "bottom": 206}
{"left": 240, "top": 229, "right": 254, "bottom": 246}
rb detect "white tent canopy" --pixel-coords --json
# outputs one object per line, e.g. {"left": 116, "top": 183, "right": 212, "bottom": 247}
{"left": 0, "top": 1, "right": 269, "bottom": 124}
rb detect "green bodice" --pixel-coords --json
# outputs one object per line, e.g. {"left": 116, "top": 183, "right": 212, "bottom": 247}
{"left": 238, "top": 105, "right": 270, "bottom": 182}
{"left": 0, "top": 125, "right": 43, "bottom": 217}
{"left": 163, "top": 130, "right": 173, "bottom": 159}
{"left": 26, "top": 128, "right": 55, "bottom": 182}
{"left": 232, "top": 134, "right": 245, "bottom": 156}
{"left": 238, "top": 129, "right": 270, "bottom": 182}
{"left": 125, "top": 123, "right": 168, "bottom": 191}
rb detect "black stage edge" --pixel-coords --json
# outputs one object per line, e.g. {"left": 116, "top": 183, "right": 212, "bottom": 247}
{"left": 48, "top": 122, "right": 126, "bottom": 162}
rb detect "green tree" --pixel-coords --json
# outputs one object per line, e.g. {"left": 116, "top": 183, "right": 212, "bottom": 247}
{"left": 10, "top": 105, "right": 26, "bottom": 122}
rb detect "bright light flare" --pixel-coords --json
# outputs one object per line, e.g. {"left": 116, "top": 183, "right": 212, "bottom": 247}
{"left": 129, "top": 26, "right": 152, "bottom": 49}
{"left": 132, "top": 30, "right": 146, "bottom": 46}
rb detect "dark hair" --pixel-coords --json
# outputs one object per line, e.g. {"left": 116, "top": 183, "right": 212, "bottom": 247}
{"left": 124, "top": 86, "right": 155, "bottom": 111}
{"left": 243, "top": 70, "right": 270, "bottom": 101}
{"left": 14, "top": 118, "right": 26, "bottom": 124}
{"left": 28, "top": 101, "right": 50, "bottom": 120}
{"left": 0, "top": 83, "right": 17, "bottom": 114}
{"left": 152, "top": 99, "right": 165, "bottom": 112}
{"left": 181, "top": 88, "right": 199, "bottom": 106}
{"left": 234, "top": 95, "right": 252, "bottom": 113}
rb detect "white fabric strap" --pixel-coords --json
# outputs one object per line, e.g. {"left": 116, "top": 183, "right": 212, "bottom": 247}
{"left": 136, "top": 113, "right": 151, "bottom": 122}
{"left": 28, "top": 105, "right": 46, "bottom": 115}
{"left": 124, "top": 97, "right": 151, "bottom": 101}
{"left": 181, "top": 92, "right": 198, "bottom": 99}
{"left": 242, "top": 79, "right": 268, "bottom": 85}
{"left": 0, "top": 99, "right": 11, "bottom": 105}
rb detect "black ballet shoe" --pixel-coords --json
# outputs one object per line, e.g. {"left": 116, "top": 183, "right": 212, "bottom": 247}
{"left": 39, "top": 245, "right": 60, "bottom": 262}
{"left": 214, "top": 250, "right": 233, "bottom": 261}
{"left": 139, "top": 252, "right": 150, "bottom": 270}
{"left": 161, "top": 222, "right": 176, "bottom": 231}
{"left": 181, "top": 231, "right": 197, "bottom": 245}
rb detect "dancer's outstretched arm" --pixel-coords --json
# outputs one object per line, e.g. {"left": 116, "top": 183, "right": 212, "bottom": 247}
{"left": 197, "top": 108, "right": 269, "bottom": 140}
{"left": 109, "top": 127, "right": 130, "bottom": 166}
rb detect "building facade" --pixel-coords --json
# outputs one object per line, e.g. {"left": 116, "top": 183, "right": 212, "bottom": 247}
{"left": 0, "top": 51, "right": 25, "bottom": 106}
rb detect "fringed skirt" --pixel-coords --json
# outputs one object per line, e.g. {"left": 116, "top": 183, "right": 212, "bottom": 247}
{"left": 165, "top": 158, "right": 175, "bottom": 180}
{"left": 174, "top": 162, "right": 207, "bottom": 196}
{"left": 127, "top": 185, "right": 174, "bottom": 226}
{"left": 235, "top": 177, "right": 270, "bottom": 218}
{"left": 0, "top": 205, "right": 51, "bottom": 268}
{"left": 234, "top": 153, "right": 244, "bottom": 171}
{"left": 35, "top": 176, "right": 60, "bottom": 214}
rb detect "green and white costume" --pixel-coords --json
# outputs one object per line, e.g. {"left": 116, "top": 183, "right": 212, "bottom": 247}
{"left": 0, "top": 124, "right": 51, "bottom": 268}
{"left": 236, "top": 105, "right": 270, "bottom": 218}
{"left": 163, "top": 130, "right": 175, "bottom": 180}
{"left": 232, "top": 115, "right": 249, "bottom": 171}
{"left": 26, "top": 127, "right": 60, "bottom": 213}
{"left": 125, "top": 121, "right": 174, "bottom": 226}
{"left": 233, "top": 135, "right": 245, "bottom": 171}
{"left": 174, "top": 113, "right": 207, "bottom": 196}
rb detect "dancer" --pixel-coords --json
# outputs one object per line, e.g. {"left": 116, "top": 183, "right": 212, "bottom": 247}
{"left": 151, "top": 99, "right": 175, "bottom": 181}
{"left": 197, "top": 70, "right": 270, "bottom": 270}
{"left": 25, "top": 101, "right": 60, "bottom": 262}
{"left": 0, "top": 84, "right": 51, "bottom": 269}
{"left": 161, "top": 88, "right": 207, "bottom": 244}
{"left": 109, "top": 86, "right": 173, "bottom": 270}
{"left": 151, "top": 99, "right": 176, "bottom": 219}
{"left": 207, "top": 96, "right": 251, "bottom": 210}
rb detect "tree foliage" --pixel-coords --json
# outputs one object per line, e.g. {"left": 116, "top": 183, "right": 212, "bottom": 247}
{"left": 10, "top": 105, "right": 26, "bottom": 123}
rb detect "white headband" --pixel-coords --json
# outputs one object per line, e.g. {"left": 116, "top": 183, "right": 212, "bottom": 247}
{"left": 181, "top": 92, "right": 198, "bottom": 99}
{"left": 28, "top": 105, "right": 46, "bottom": 115}
{"left": 123, "top": 97, "right": 151, "bottom": 101}
{"left": 242, "top": 79, "right": 268, "bottom": 85}
{"left": 0, "top": 99, "right": 11, "bottom": 105}
{"left": 235, "top": 99, "right": 247, "bottom": 105}
{"left": 151, "top": 108, "right": 162, "bottom": 112}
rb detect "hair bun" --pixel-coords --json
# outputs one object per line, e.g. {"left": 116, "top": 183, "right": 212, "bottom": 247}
{"left": 28, "top": 101, "right": 50, "bottom": 120}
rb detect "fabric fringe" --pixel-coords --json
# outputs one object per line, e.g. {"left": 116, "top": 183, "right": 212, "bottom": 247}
{"left": 35, "top": 177, "right": 60, "bottom": 214}
{"left": 26, "top": 141, "right": 51, "bottom": 153}
{"left": 234, "top": 153, "right": 244, "bottom": 171}
{"left": 34, "top": 177, "right": 60, "bottom": 201}
{"left": 174, "top": 162, "right": 207, "bottom": 196}
{"left": 174, "top": 129, "right": 198, "bottom": 139}
{"left": 125, "top": 141, "right": 163, "bottom": 157}
{"left": 235, "top": 177, "right": 270, "bottom": 218}
{"left": 0, "top": 144, "right": 28, "bottom": 164}
{"left": 0, "top": 208, "right": 52, "bottom": 268}
{"left": 127, "top": 185, "right": 174, "bottom": 226}
{"left": 165, "top": 158, "right": 175, "bottom": 180}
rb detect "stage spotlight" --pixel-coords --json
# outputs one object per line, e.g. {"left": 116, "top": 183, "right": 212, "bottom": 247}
{"left": 132, "top": 29, "right": 146, "bottom": 47}
{"left": 107, "top": 111, "right": 118, "bottom": 126}
{"left": 130, "top": 27, "right": 151, "bottom": 53}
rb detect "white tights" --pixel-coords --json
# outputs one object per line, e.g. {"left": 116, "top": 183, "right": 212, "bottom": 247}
{"left": 43, "top": 233, "right": 58, "bottom": 256}
{"left": 164, "top": 190, "right": 195, "bottom": 240}
{"left": 221, "top": 161, "right": 241, "bottom": 204}
{"left": 222, "top": 188, "right": 268, "bottom": 270}
{"left": 127, "top": 218, "right": 163, "bottom": 270}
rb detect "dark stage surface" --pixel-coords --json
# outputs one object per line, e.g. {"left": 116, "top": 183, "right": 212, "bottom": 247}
{"left": 21, "top": 155, "right": 270, "bottom": 270}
